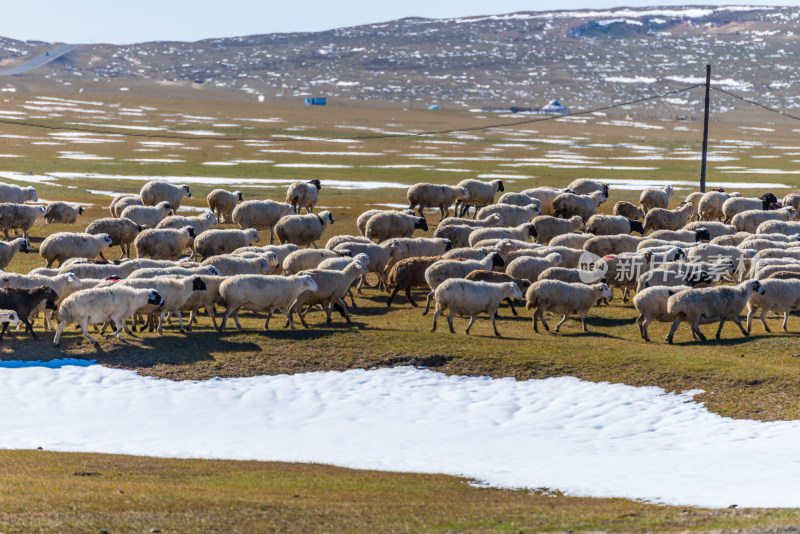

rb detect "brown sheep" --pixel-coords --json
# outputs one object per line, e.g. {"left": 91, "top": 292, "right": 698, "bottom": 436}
{"left": 386, "top": 256, "right": 442, "bottom": 308}
{"left": 612, "top": 201, "right": 644, "bottom": 221}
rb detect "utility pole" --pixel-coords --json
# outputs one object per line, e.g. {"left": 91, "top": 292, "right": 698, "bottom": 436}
{"left": 700, "top": 64, "right": 711, "bottom": 193}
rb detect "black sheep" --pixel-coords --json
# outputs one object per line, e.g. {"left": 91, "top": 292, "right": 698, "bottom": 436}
{"left": 0, "top": 285, "right": 59, "bottom": 340}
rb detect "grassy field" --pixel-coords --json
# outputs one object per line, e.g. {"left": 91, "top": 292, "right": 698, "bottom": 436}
{"left": 1, "top": 83, "right": 800, "bottom": 529}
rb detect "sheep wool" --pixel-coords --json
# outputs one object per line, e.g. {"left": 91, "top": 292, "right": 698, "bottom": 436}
{"left": 431, "top": 279, "right": 523, "bottom": 337}
{"left": 286, "top": 179, "right": 321, "bottom": 214}
{"left": 206, "top": 189, "right": 243, "bottom": 223}
{"left": 232, "top": 200, "right": 295, "bottom": 244}
{"left": 406, "top": 183, "right": 470, "bottom": 218}
{"left": 140, "top": 181, "right": 192, "bottom": 210}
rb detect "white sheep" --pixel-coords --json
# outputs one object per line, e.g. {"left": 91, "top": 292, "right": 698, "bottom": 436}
{"left": 134, "top": 227, "right": 195, "bottom": 260}
{"left": 356, "top": 208, "right": 415, "bottom": 236}
{"left": 745, "top": 278, "right": 800, "bottom": 333}
{"left": 407, "top": 183, "right": 470, "bottom": 218}
{"left": 180, "top": 274, "right": 226, "bottom": 331}
{"left": 0, "top": 203, "right": 46, "bottom": 244}
{"left": 115, "top": 275, "right": 207, "bottom": 333}
{"left": 505, "top": 253, "right": 563, "bottom": 283}
{"left": 201, "top": 255, "right": 273, "bottom": 277}
{"left": 232, "top": 200, "right": 295, "bottom": 244}
{"left": 365, "top": 212, "right": 427, "bottom": 242}
{"left": 110, "top": 194, "right": 143, "bottom": 217}
{"left": 219, "top": 274, "right": 319, "bottom": 330}
{"left": 436, "top": 213, "right": 505, "bottom": 229}
{"left": 520, "top": 187, "right": 565, "bottom": 216}
{"left": 0, "top": 238, "right": 30, "bottom": 270}
{"left": 696, "top": 191, "right": 733, "bottom": 221}
{"left": 127, "top": 265, "right": 220, "bottom": 280}
{"left": 53, "top": 285, "right": 164, "bottom": 346}
{"left": 454, "top": 179, "right": 504, "bottom": 218}
{"left": 85, "top": 217, "right": 148, "bottom": 259}
{"left": 275, "top": 210, "right": 334, "bottom": 248}
{"left": 722, "top": 193, "right": 779, "bottom": 222}
{"left": 468, "top": 223, "right": 536, "bottom": 247}
{"left": 525, "top": 280, "right": 613, "bottom": 333}
{"left": 289, "top": 256, "right": 369, "bottom": 327}
{"left": 612, "top": 201, "right": 645, "bottom": 221}
{"left": 430, "top": 279, "right": 523, "bottom": 336}
{"left": 649, "top": 227, "right": 711, "bottom": 243}
{"left": 333, "top": 239, "right": 406, "bottom": 291}
{"left": 433, "top": 224, "right": 480, "bottom": 249}
{"left": 442, "top": 240, "right": 518, "bottom": 262}
{"left": 531, "top": 215, "right": 584, "bottom": 245}
{"left": 756, "top": 220, "right": 800, "bottom": 236}
{"left": 567, "top": 179, "right": 609, "bottom": 198}
{"left": 496, "top": 192, "right": 541, "bottom": 210}
{"left": 665, "top": 280, "right": 765, "bottom": 343}
{"left": 140, "top": 181, "right": 191, "bottom": 211}
{"left": 639, "top": 185, "right": 673, "bottom": 213}
{"left": 0, "top": 183, "right": 36, "bottom": 204}
{"left": 684, "top": 220, "right": 736, "bottom": 240}
{"left": 538, "top": 266, "right": 606, "bottom": 285}
{"left": 195, "top": 228, "right": 260, "bottom": 258}
{"left": 585, "top": 215, "right": 644, "bottom": 236}
{"left": 643, "top": 202, "right": 695, "bottom": 233}
{"left": 206, "top": 189, "right": 243, "bottom": 223}
{"left": 283, "top": 248, "right": 352, "bottom": 275}
{"left": 44, "top": 202, "right": 83, "bottom": 224}
{"left": 731, "top": 206, "right": 796, "bottom": 234}
{"left": 547, "top": 233, "right": 594, "bottom": 250}
{"left": 476, "top": 203, "right": 540, "bottom": 227}
{"left": 286, "top": 179, "right": 321, "bottom": 213}
{"left": 156, "top": 210, "right": 217, "bottom": 238}
{"left": 552, "top": 191, "right": 606, "bottom": 221}
{"left": 507, "top": 246, "right": 583, "bottom": 269}
{"left": 325, "top": 234, "right": 372, "bottom": 250}
{"left": 120, "top": 201, "right": 174, "bottom": 228}
{"left": 633, "top": 285, "right": 690, "bottom": 342}
{"left": 39, "top": 232, "right": 113, "bottom": 268}
{"left": 57, "top": 260, "right": 141, "bottom": 281}
{"left": 583, "top": 234, "right": 642, "bottom": 257}
{"left": 423, "top": 252, "right": 505, "bottom": 314}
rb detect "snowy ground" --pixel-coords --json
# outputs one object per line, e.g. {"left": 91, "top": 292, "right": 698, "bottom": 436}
{"left": 3, "top": 361, "right": 800, "bottom": 509}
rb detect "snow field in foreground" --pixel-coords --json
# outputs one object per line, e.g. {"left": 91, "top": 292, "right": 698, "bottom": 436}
{"left": 0, "top": 361, "right": 798, "bottom": 508}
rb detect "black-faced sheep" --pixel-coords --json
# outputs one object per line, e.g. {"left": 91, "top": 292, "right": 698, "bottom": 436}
{"left": 454, "top": 179, "right": 504, "bottom": 218}
{"left": 365, "top": 212, "right": 427, "bottom": 243}
{"left": 134, "top": 227, "right": 196, "bottom": 260}
{"left": 275, "top": 211, "right": 334, "bottom": 248}
{"left": 45, "top": 202, "right": 83, "bottom": 224}
{"left": 207, "top": 189, "right": 243, "bottom": 223}
{"left": 286, "top": 179, "right": 321, "bottom": 214}
{"left": 407, "top": 183, "right": 470, "bottom": 218}
{"left": 552, "top": 191, "right": 606, "bottom": 221}
{"left": 86, "top": 217, "right": 147, "bottom": 259}
{"left": 120, "top": 201, "right": 173, "bottom": 228}
{"left": 39, "top": 232, "right": 113, "bottom": 268}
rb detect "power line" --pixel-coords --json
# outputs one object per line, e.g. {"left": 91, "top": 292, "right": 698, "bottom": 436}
{"left": 711, "top": 86, "right": 800, "bottom": 122}
{"left": 0, "top": 84, "right": 703, "bottom": 142}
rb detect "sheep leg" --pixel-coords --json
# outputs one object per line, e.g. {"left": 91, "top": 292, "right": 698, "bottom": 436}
{"left": 732, "top": 316, "right": 749, "bottom": 337}
{"left": 219, "top": 306, "right": 239, "bottom": 331}
{"left": 405, "top": 288, "right": 418, "bottom": 307}
{"left": 447, "top": 310, "right": 456, "bottom": 334}
{"left": 465, "top": 315, "right": 476, "bottom": 335}
{"left": 53, "top": 320, "right": 70, "bottom": 346}
{"left": 783, "top": 312, "right": 790, "bottom": 332}
{"left": 111, "top": 318, "right": 125, "bottom": 342}
{"left": 347, "top": 288, "right": 357, "bottom": 308}
{"left": 715, "top": 318, "right": 726, "bottom": 340}
{"left": 177, "top": 312, "right": 185, "bottom": 333}
{"left": 269, "top": 228, "right": 275, "bottom": 245}
{"left": 118, "top": 245, "right": 126, "bottom": 259}
{"left": 334, "top": 299, "right": 351, "bottom": 324}
{"left": 233, "top": 310, "right": 244, "bottom": 330}
{"left": 746, "top": 306, "right": 757, "bottom": 334}
{"left": 22, "top": 317, "right": 37, "bottom": 340}
{"left": 760, "top": 310, "right": 771, "bottom": 333}
{"left": 387, "top": 285, "right": 400, "bottom": 307}
{"left": 641, "top": 316, "right": 651, "bottom": 343}
{"left": 207, "top": 307, "right": 220, "bottom": 331}
{"left": 538, "top": 310, "right": 550, "bottom": 332}
{"left": 622, "top": 287, "right": 630, "bottom": 303}
{"left": 422, "top": 291, "right": 434, "bottom": 315}
{"left": 490, "top": 312, "right": 502, "bottom": 337}
{"left": 691, "top": 321, "right": 707, "bottom": 342}
{"left": 264, "top": 309, "right": 274, "bottom": 330}
{"left": 280, "top": 307, "right": 296, "bottom": 330}
{"left": 430, "top": 308, "right": 441, "bottom": 332}
{"left": 79, "top": 321, "right": 100, "bottom": 347}
{"left": 532, "top": 310, "right": 539, "bottom": 333}
{"left": 157, "top": 313, "right": 166, "bottom": 335}
{"left": 666, "top": 317, "right": 682, "bottom": 344}
{"left": 505, "top": 297, "right": 517, "bottom": 316}
{"left": 554, "top": 314, "right": 568, "bottom": 333}
{"left": 0, "top": 322, "right": 7, "bottom": 341}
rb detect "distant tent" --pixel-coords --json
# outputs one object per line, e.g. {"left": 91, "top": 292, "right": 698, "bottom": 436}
{"left": 541, "top": 100, "right": 569, "bottom": 115}
{"left": 305, "top": 97, "right": 327, "bottom": 106}
{"left": 428, "top": 105, "right": 440, "bottom": 110}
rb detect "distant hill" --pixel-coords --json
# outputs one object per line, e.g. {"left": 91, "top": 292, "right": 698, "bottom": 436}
{"left": 1, "top": 6, "right": 798, "bottom": 114}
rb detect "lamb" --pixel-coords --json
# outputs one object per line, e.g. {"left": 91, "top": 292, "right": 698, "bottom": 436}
{"left": 722, "top": 193, "right": 779, "bottom": 222}
{"left": 195, "top": 228, "right": 260, "bottom": 258}
{"left": 531, "top": 215, "right": 584, "bottom": 245}
{"left": 633, "top": 286, "right": 690, "bottom": 342}
{"left": 86, "top": 217, "right": 147, "bottom": 259}
{"left": 731, "top": 206, "right": 797, "bottom": 234}
{"left": 564, "top": 179, "right": 607, "bottom": 198}
{"left": 643, "top": 202, "right": 695, "bottom": 233}
{"left": 200, "top": 255, "right": 273, "bottom": 276}
{"left": 0, "top": 237, "right": 29, "bottom": 269}
{"left": 0, "top": 183, "right": 37, "bottom": 204}
{"left": 463, "top": 270, "right": 531, "bottom": 316}
{"left": 114, "top": 275, "right": 206, "bottom": 333}
{"left": 54, "top": 285, "right": 164, "bottom": 346}
{"left": 139, "top": 181, "right": 191, "bottom": 211}
{"left": 134, "top": 227, "right": 195, "bottom": 260}
{"left": 219, "top": 274, "right": 318, "bottom": 331}
{"left": 756, "top": 220, "right": 800, "bottom": 236}
{"left": 286, "top": 179, "right": 321, "bottom": 213}
{"left": 649, "top": 228, "right": 711, "bottom": 243}
{"left": 613, "top": 201, "right": 644, "bottom": 221}
{"left": 356, "top": 208, "right": 415, "bottom": 236}
{"left": 684, "top": 220, "right": 736, "bottom": 240}
{"left": 453, "top": 179, "right": 504, "bottom": 218}
{"left": 547, "top": 233, "right": 593, "bottom": 250}
{"left": 552, "top": 191, "right": 606, "bottom": 221}
{"left": 110, "top": 194, "right": 142, "bottom": 217}
{"left": 476, "top": 203, "right": 540, "bottom": 227}
{"left": 583, "top": 234, "right": 642, "bottom": 257}
{"left": 525, "top": 280, "right": 613, "bottom": 333}
{"left": 639, "top": 185, "right": 673, "bottom": 213}
{"left": 468, "top": 223, "right": 537, "bottom": 247}
{"left": 697, "top": 191, "right": 733, "bottom": 221}
{"left": 39, "top": 232, "right": 112, "bottom": 268}
{"left": 283, "top": 248, "right": 352, "bottom": 275}
{"left": 206, "top": 189, "right": 243, "bottom": 223}
{"left": 120, "top": 201, "right": 173, "bottom": 228}
{"left": 156, "top": 211, "right": 217, "bottom": 239}
{"left": 0, "top": 286, "right": 58, "bottom": 340}
{"left": 745, "top": 278, "right": 800, "bottom": 333}
{"left": 430, "top": 279, "right": 523, "bottom": 337}
{"left": 665, "top": 280, "right": 765, "bottom": 343}
{"left": 365, "top": 212, "right": 427, "bottom": 242}
{"left": 406, "top": 183, "right": 470, "bottom": 218}
{"left": 505, "top": 253, "right": 563, "bottom": 283}
{"left": 44, "top": 202, "right": 83, "bottom": 224}
{"left": 436, "top": 213, "right": 505, "bottom": 229}
{"left": 275, "top": 210, "right": 334, "bottom": 248}
{"left": 232, "top": 200, "right": 295, "bottom": 244}
{"left": 287, "top": 256, "right": 369, "bottom": 328}
{"left": 423, "top": 252, "right": 505, "bottom": 314}
{"left": 585, "top": 215, "right": 644, "bottom": 236}
{"left": 496, "top": 192, "right": 541, "bottom": 209}
{"left": 0, "top": 203, "right": 46, "bottom": 244}
{"left": 519, "top": 187, "right": 565, "bottom": 216}
{"left": 386, "top": 256, "right": 443, "bottom": 307}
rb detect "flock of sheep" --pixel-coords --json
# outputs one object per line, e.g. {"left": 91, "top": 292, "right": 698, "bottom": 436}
{"left": 0, "top": 174, "right": 798, "bottom": 347}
